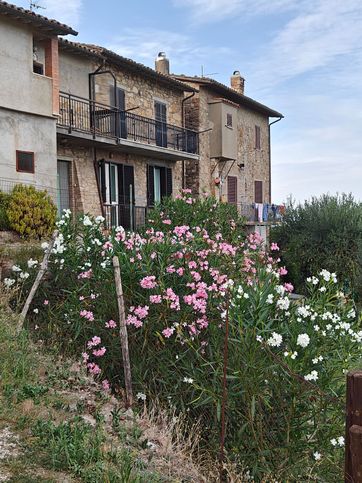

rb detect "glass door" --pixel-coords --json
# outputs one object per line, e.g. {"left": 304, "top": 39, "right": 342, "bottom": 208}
{"left": 57, "top": 160, "right": 70, "bottom": 216}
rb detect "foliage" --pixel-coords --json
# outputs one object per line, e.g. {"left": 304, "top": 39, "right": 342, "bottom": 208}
{"left": 6, "top": 184, "right": 57, "bottom": 239}
{"left": 271, "top": 193, "right": 362, "bottom": 300}
{"left": 0, "top": 190, "right": 11, "bottom": 230}
{"left": 5, "top": 196, "right": 362, "bottom": 480}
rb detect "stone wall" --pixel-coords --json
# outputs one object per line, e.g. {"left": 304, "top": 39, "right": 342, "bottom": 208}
{"left": 57, "top": 141, "right": 183, "bottom": 215}
{"left": 182, "top": 81, "right": 270, "bottom": 205}
{"left": 94, "top": 65, "right": 183, "bottom": 127}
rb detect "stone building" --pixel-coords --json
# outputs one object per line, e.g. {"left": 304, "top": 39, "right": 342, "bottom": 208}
{"left": 169, "top": 70, "right": 283, "bottom": 227}
{"left": 0, "top": 1, "right": 282, "bottom": 233}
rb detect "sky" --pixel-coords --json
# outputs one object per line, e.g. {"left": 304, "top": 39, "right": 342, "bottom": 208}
{"left": 19, "top": 0, "right": 362, "bottom": 203}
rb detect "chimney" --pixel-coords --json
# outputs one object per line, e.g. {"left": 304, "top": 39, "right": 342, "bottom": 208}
{"left": 155, "top": 52, "right": 170, "bottom": 75}
{"left": 230, "top": 70, "right": 245, "bottom": 95}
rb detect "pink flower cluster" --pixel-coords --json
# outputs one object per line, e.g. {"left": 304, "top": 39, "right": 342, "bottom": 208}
{"left": 140, "top": 276, "right": 157, "bottom": 289}
{"left": 78, "top": 269, "right": 93, "bottom": 279}
{"left": 80, "top": 310, "right": 94, "bottom": 321}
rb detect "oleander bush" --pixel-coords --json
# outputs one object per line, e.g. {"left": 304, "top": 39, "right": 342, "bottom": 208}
{"left": 6, "top": 184, "right": 57, "bottom": 239}
{"left": 4, "top": 193, "right": 362, "bottom": 481}
{"left": 271, "top": 193, "right": 362, "bottom": 302}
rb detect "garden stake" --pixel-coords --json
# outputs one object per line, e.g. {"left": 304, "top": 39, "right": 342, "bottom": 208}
{"left": 113, "top": 255, "right": 133, "bottom": 408}
{"left": 17, "top": 230, "right": 58, "bottom": 334}
{"left": 219, "top": 298, "right": 230, "bottom": 482}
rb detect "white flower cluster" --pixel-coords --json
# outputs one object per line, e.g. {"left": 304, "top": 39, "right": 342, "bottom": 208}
{"left": 306, "top": 276, "right": 319, "bottom": 285}
{"left": 312, "top": 355, "right": 323, "bottom": 364}
{"left": 267, "top": 332, "right": 283, "bottom": 347}
{"left": 319, "top": 269, "right": 337, "bottom": 283}
{"left": 297, "top": 333, "right": 310, "bottom": 348}
{"left": 330, "top": 436, "right": 344, "bottom": 447}
{"left": 276, "top": 297, "right": 290, "bottom": 311}
{"left": 304, "top": 370, "right": 318, "bottom": 381}
{"left": 136, "top": 392, "right": 146, "bottom": 401}
{"left": 183, "top": 377, "right": 194, "bottom": 384}
{"left": 52, "top": 233, "right": 65, "bottom": 255}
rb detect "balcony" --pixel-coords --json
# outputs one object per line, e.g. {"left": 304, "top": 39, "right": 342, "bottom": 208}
{"left": 238, "top": 203, "right": 284, "bottom": 224}
{"left": 57, "top": 92, "right": 199, "bottom": 161}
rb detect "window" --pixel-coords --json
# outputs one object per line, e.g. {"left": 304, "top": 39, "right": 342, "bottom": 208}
{"left": 255, "top": 125, "right": 261, "bottom": 149}
{"left": 33, "top": 61, "right": 44, "bottom": 75}
{"left": 147, "top": 165, "right": 172, "bottom": 205}
{"left": 226, "top": 113, "right": 233, "bottom": 128}
{"left": 16, "top": 151, "right": 34, "bottom": 173}
{"left": 227, "top": 176, "right": 237, "bottom": 205}
{"left": 254, "top": 180, "right": 263, "bottom": 204}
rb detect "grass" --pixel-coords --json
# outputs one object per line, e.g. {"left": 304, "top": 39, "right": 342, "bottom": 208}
{"left": 0, "top": 301, "right": 208, "bottom": 482}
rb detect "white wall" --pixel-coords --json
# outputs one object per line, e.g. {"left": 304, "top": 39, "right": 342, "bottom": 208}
{"left": 0, "top": 18, "right": 53, "bottom": 117}
{"left": 0, "top": 108, "right": 57, "bottom": 197}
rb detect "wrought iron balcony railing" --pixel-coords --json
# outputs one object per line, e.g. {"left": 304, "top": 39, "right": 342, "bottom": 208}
{"left": 58, "top": 92, "right": 199, "bottom": 155}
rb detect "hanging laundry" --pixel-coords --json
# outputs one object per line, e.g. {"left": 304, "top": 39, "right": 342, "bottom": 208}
{"left": 263, "top": 203, "right": 269, "bottom": 222}
{"left": 255, "top": 203, "right": 263, "bottom": 222}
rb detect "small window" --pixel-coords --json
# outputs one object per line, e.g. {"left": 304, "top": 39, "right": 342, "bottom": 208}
{"left": 226, "top": 113, "right": 233, "bottom": 128}
{"left": 254, "top": 180, "right": 263, "bottom": 203}
{"left": 33, "top": 61, "right": 44, "bottom": 75}
{"left": 255, "top": 125, "right": 261, "bottom": 149}
{"left": 16, "top": 151, "right": 34, "bottom": 173}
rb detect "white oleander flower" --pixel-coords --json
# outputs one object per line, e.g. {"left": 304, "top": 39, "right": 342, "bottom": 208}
{"left": 297, "top": 333, "right": 310, "bottom": 348}
{"left": 267, "top": 332, "right": 283, "bottom": 347}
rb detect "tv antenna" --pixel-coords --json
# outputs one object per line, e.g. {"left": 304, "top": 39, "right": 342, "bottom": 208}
{"left": 29, "top": 1, "right": 46, "bottom": 11}
{"left": 200, "top": 65, "right": 218, "bottom": 78}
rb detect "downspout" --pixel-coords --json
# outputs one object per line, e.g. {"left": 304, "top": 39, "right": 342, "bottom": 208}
{"left": 181, "top": 91, "right": 196, "bottom": 189}
{"left": 93, "top": 148, "right": 105, "bottom": 217}
{"left": 268, "top": 116, "right": 283, "bottom": 204}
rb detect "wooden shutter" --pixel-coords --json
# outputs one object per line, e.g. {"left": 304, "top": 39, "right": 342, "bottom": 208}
{"left": 166, "top": 167, "right": 173, "bottom": 197}
{"left": 124, "top": 165, "right": 134, "bottom": 203}
{"left": 255, "top": 125, "right": 261, "bottom": 149}
{"left": 99, "top": 161, "right": 106, "bottom": 203}
{"left": 147, "top": 165, "right": 155, "bottom": 206}
{"left": 227, "top": 176, "right": 237, "bottom": 205}
{"left": 254, "top": 180, "right": 263, "bottom": 203}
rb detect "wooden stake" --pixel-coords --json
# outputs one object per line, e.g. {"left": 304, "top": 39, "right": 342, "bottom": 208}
{"left": 17, "top": 230, "right": 58, "bottom": 333}
{"left": 345, "top": 371, "right": 362, "bottom": 482}
{"left": 112, "top": 255, "right": 133, "bottom": 408}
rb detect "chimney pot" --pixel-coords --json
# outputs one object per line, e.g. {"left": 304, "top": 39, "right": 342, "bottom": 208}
{"left": 155, "top": 52, "right": 170, "bottom": 75}
{"left": 230, "top": 71, "right": 245, "bottom": 95}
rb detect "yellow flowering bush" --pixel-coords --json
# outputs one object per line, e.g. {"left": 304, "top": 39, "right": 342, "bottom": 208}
{"left": 7, "top": 185, "right": 57, "bottom": 239}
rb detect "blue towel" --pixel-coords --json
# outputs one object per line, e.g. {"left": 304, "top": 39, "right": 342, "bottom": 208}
{"left": 262, "top": 203, "right": 269, "bottom": 222}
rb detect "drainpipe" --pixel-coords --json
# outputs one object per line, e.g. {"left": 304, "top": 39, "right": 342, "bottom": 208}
{"left": 268, "top": 116, "right": 283, "bottom": 204}
{"left": 181, "top": 91, "right": 196, "bottom": 189}
{"left": 93, "top": 148, "right": 105, "bottom": 217}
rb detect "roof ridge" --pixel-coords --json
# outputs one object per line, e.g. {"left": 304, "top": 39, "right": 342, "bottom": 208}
{"left": 0, "top": 0, "right": 77, "bottom": 35}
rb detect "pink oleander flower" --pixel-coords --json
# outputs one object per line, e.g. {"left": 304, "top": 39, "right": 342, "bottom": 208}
{"left": 270, "top": 242, "right": 280, "bottom": 251}
{"left": 43, "top": 299, "right": 49, "bottom": 305}
{"left": 166, "top": 265, "right": 176, "bottom": 274}
{"left": 126, "top": 314, "right": 143, "bottom": 328}
{"left": 79, "top": 295, "right": 85, "bottom": 301}
{"left": 162, "top": 327, "right": 175, "bottom": 338}
{"left": 87, "top": 362, "right": 101, "bottom": 375}
{"left": 102, "top": 379, "right": 110, "bottom": 391}
{"left": 80, "top": 310, "right": 95, "bottom": 322}
{"left": 78, "top": 269, "right": 93, "bottom": 279}
{"left": 173, "top": 225, "right": 190, "bottom": 237}
{"left": 284, "top": 282, "right": 294, "bottom": 292}
{"left": 188, "top": 261, "right": 197, "bottom": 269}
{"left": 162, "top": 219, "right": 171, "bottom": 225}
{"left": 151, "top": 252, "right": 157, "bottom": 259}
{"left": 105, "top": 319, "right": 117, "bottom": 329}
{"left": 191, "top": 271, "right": 202, "bottom": 282}
{"left": 93, "top": 346, "right": 106, "bottom": 357}
{"left": 150, "top": 294, "right": 162, "bottom": 304}
{"left": 87, "top": 335, "right": 101, "bottom": 348}
{"left": 134, "top": 305, "right": 149, "bottom": 319}
{"left": 103, "top": 241, "right": 113, "bottom": 250}
{"left": 176, "top": 267, "right": 184, "bottom": 276}
{"left": 279, "top": 267, "right": 288, "bottom": 276}
{"left": 140, "top": 275, "right": 157, "bottom": 289}
{"left": 82, "top": 352, "right": 89, "bottom": 363}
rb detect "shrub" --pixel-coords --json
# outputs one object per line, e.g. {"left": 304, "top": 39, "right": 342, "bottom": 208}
{"left": 271, "top": 194, "right": 362, "bottom": 301}
{"left": 5, "top": 198, "right": 362, "bottom": 480}
{"left": 6, "top": 185, "right": 57, "bottom": 239}
{"left": 0, "top": 191, "right": 11, "bottom": 230}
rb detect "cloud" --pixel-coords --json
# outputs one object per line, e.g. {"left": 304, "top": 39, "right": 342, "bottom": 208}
{"left": 107, "top": 28, "right": 232, "bottom": 72}
{"left": 173, "top": 0, "right": 301, "bottom": 23}
{"left": 249, "top": 0, "right": 362, "bottom": 91}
